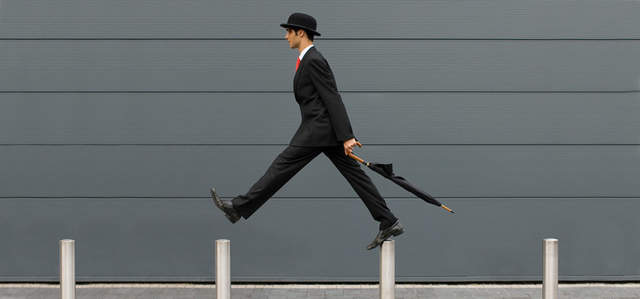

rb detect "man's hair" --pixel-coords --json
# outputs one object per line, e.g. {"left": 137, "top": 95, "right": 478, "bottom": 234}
{"left": 296, "top": 28, "right": 315, "bottom": 41}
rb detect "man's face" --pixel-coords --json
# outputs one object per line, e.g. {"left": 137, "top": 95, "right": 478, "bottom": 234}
{"left": 284, "top": 28, "right": 302, "bottom": 49}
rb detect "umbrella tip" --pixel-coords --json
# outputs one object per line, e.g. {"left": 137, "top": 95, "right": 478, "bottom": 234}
{"left": 441, "top": 204, "right": 454, "bottom": 214}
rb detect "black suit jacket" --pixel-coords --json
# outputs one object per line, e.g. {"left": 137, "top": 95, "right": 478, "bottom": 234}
{"left": 288, "top": 46, "right": 357, "bottom": 147}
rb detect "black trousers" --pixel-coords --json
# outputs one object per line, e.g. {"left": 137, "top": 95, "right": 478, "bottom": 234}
{"left": 231, "top": 144, "right": 398, "bottom": 230}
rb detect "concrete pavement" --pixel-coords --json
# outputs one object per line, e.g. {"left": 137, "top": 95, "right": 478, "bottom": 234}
{"left": 2, "top": 282, "right": 640, "bottom": 298}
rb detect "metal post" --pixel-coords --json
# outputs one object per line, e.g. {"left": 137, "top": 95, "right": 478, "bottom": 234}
{"left": 216, "top": 239, "right": 231, "bottom": 299}
{"left": 543, "top": 238, "right": 558, "bottom": 299}
{"left": 379, "top": 239, "right": 395, "bottom": 299}
{"left": 59, "top": 239, "right": 76, "bottom": 299}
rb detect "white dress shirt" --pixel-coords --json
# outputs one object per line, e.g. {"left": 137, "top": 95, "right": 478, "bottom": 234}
{"left": 299, "top": 44, "right": 314, "bottom": 61}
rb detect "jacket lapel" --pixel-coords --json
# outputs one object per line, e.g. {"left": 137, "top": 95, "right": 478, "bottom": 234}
{"left": 293, "top": 46, "right": 315, "bottom": 91}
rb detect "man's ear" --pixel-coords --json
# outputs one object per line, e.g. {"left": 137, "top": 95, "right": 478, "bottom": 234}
{"left": 297, "top": 29, "right": 306, "bottom": 39}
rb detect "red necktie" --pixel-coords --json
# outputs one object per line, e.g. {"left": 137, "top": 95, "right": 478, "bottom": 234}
{"left": 296, "top": 57, "right": 301, "bottom": 71}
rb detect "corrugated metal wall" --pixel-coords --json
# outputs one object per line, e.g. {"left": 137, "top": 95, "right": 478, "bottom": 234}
{"left": 1, "top": 0, "right": 639, "bottom": 282}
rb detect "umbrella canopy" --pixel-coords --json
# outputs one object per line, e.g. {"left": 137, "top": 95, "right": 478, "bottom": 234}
{"left": 349, "top": 152, "right": 454, "bottom": 214}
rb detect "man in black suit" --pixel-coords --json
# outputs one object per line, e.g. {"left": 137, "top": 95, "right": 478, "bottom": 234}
{"left": 211, "top": 12, "right": 403, "bottom": 250}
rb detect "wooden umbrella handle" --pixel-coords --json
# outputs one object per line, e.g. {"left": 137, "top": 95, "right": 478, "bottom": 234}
{"left": 348, "top": 140, "right": 365, "bottom": 163}
{"left": 348, "top": 152, "right": 366, "bottom": 164}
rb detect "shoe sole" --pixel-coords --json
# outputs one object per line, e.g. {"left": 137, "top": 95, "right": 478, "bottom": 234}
{"left": 366, "top": 223, "right": 405, "bottom": 250}
{"left": 210, "top": 187, "right": 240, "bottom": 224}
{"left": 381, "top": 226, "right": 404, "bottom": 243}
{"left": 392, "top": 226, "right": 405, "bottom": 237}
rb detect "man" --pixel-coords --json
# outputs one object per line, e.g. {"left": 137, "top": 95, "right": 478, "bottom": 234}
{"left": 211, "top": 12, "right": 403, "bottom": 250}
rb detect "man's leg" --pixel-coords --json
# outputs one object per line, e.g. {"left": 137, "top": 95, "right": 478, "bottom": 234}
{"left": 323, "top": 145, "right": 398, "bottom": 230}
{"left": 232, "top": 145, "right": 321, "bottom": 219}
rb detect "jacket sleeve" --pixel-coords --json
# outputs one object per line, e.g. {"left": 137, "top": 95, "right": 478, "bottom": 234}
{"left": 307, "top": 57, "right": 357, "bottom": 143}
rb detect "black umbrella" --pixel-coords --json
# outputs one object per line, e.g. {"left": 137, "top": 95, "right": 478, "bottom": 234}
{"left": 348, "top": 150, "right": 454, "bottom": 214}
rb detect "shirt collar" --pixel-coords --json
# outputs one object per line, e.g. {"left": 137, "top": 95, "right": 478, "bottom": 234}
{"left": 299, "top": 44, "right": 314, "bottom": 61}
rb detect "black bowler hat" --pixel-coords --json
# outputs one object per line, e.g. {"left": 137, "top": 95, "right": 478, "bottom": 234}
{"left": 280, "top": 12, "right": 321, "bottom": 36}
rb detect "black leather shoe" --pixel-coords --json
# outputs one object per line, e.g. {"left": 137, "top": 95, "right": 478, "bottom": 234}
{"left": 210, "top": 187, "right": 241, "bottom": 224}
{"left": 366, "top": 220, "right": 404, "bottom": 250}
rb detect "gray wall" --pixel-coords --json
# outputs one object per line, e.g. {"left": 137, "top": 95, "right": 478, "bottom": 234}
{"left": 1, "top": 0, "right": 639, "bottom": 282}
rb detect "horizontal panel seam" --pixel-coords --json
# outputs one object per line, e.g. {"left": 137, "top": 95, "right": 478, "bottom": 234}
{"left": 1, "top": 90, "right": 639, "bottom": 94}
{"left": 1, "top": 197, "right": 639, "bottom": 199}
{"left": 2, "top": 38, "right": 640, "bottom": 41}
{"left": 1, "top": 144, "right": 639, "bottom": 146}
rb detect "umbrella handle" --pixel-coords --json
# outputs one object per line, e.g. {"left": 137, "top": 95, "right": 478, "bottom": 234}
{"left": 348, "top": 152, "right": 367, "bottom": 165}
{"left": 347, "top": 141, "right": 365, "bottom": 163}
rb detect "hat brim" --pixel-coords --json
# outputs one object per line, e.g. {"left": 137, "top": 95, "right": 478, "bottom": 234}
{"left": 280, "top": 23, "right": 321, "bottom": 36}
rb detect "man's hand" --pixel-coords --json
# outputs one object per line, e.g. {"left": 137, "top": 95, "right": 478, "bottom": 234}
{"left": 343, "top": 138, "right": 362, "bottom": 156}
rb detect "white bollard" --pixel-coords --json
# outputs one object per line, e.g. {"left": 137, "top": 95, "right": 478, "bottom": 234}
{"left": 379, "top": 239, "right": 395, "bottom": 299}
{"left": 59, "top": 239, "right": 76, "bottom": 299}
{"left": 216, "top": 239, "right": 231, "bottom": 299}
{"left": 543, "top": 238, "right": 558, "bottom": 299}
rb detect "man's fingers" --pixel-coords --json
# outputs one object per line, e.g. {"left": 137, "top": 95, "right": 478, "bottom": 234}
{"left": 344, "top": 140, "right": 360, "bottom": 156}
